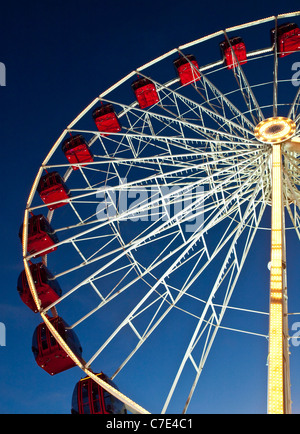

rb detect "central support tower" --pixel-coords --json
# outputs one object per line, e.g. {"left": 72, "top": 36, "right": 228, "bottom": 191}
{"left": 255, "top": 117, "right": 295, "bottom": 414}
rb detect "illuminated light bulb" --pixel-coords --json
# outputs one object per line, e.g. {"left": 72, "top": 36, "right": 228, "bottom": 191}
{"left": 254, "top": 117, "right": 296, "bottom": 144}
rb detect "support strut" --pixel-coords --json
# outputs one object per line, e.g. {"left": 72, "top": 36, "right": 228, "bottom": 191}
{"left": 268, "top": 143, "right": 291, "bottom": 414}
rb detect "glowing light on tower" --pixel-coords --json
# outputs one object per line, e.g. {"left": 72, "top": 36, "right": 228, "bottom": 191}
{"left": 268, "top": 143, "right": 284, "bottom": 414}
{"left": 255, "top": 117, "right": 295, "bottom": 414}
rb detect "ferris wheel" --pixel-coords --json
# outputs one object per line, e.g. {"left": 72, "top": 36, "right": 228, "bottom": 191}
{"left": 19, "top": 12, "right": 300, "bottom": 414}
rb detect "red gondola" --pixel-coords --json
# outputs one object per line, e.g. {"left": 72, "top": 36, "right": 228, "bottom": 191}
{"left": 19, "top": 214, "right": 59, "bottom": 257}
{"left": 17, "top": 262, "right": 62, "bottom": 313}
{"left": 271, "top": 22, "right": 300, "bottom": 57}
{"left": 37, "top": 171, "right": 70, "bottom": 210}
{"left": 92, "top": 104, "right": 122, "bottom": 136}
{"left": 71, "top": 372, "right": 127, "bottom": 414}
{"left": 220, "top": 37, "right": 247, "bottom": 69}
{"left": 173, "top": 55, "right": 201, "bottom": 86}
{"left": 32, "top": 316, "right": 83, "bottom": 375}
{"left": 131, "top": 77, "right": 159, "bottom": 109}
{"left": 62, "top": 134, "right": 94, "bottom": 170}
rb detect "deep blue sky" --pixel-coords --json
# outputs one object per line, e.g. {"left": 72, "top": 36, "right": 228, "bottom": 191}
{"left": 1, "top": 0, "right": 300, "bottom": 414}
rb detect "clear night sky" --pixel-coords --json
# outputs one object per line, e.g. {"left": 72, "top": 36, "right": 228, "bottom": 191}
{"left": 1, "top": 0, "right": 300, "bottom": 414}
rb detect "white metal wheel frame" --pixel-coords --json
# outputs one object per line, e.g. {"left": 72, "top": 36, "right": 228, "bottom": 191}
{"left": 21, "top": 11, "right": 300, "bottom": 414}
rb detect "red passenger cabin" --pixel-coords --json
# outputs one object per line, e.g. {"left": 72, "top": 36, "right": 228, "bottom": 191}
{"left": 37, "top": 171, "right": 70, "bottom": 210}
{"left": 62, "top": 135, "right": 93, "bottom": 170}
{"left": 32, "top": 316, "right": 82, "bottom": 375}
{"left": 173, "top": 55, "right": 201, "bottom": 86}
{"left": 92, "top": 104, "right": 122, "bottom": 136}
{"left": 271, "top": 22, "right": 300, "bottom": 57}
{"left": 220, "top": 37, "right": 247, "bottom": 69}
{"left": 131, "top": 78, "right": 159, "bottom": 109}
{"left": 19, "top": 214, "right": 59, "bottom": 257}
{"left": 17, "top": 262, "right": 62, "bottom": 313}
{"left": 71, "top": 372, "right": 127, "bottom": 414}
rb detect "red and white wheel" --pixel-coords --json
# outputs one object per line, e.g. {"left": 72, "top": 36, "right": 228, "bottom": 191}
{"left": 20, "top": 11, "right": 300, "bottom": 414}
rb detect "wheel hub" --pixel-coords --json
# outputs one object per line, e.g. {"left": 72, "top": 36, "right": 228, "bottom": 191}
{"left": 254, "top": 116, "right": 296, "bottom": 144}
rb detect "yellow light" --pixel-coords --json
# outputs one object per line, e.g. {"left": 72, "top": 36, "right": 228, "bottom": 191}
{"left": 267, "top": 142, "right": 285, "bottom": 414}
{"left": 254, "top": 117, "right": 296, "bottom": 144}
{"left": 254, "top": 131, "right": 289, "bottom": 412}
